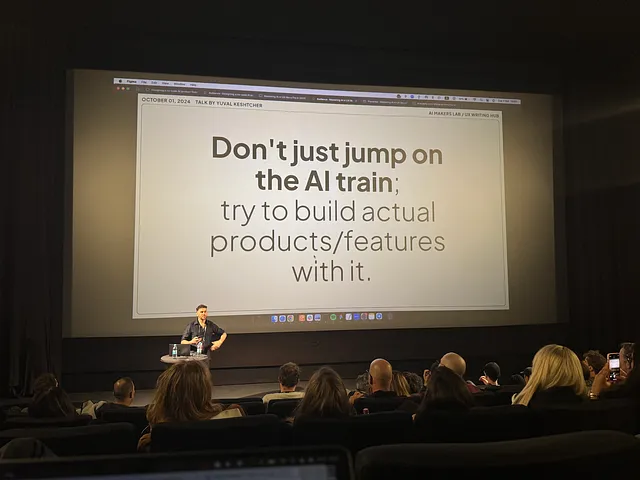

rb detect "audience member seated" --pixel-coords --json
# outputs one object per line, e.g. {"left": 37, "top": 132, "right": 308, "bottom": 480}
{"left": 421, "top": 361, "right": 440, "bottom": 392}
{"left": 580, "top": 361, "right": 591, "bottom": 389}
{"left": 294, "top": 367, "right": 353, "bottom": 422}
{"left": 28, "top": 386, "right": 77, "bottom": 418}
{"left": 351, "top": 372, "right": 371, "bottom": 397}
{"left": 403, "top": 372, "right": 423, "bottom": 395}
{"left": 512, "top": 344, "right": 587, "bottom": 407}
{"left": 521, "top": 367, "right": 532, "bottom": 384}
{"left": 415, "top": 366, "right": 474, "bottom": 418}
{"left": 440, "top": 352, "right": 480, "bottom": 393}
{"left": 6, "top": 374, "right": 59, "bottom": 416}
{"left": 32, "top": 374, "right": 59, "bottom": 397}
{"left": 592, "top": 341, "right": 639, "bottom": 400}
{"left": 620, "top": 342, "right": 635, "bottom": 377}
{"left": 139, "top": 362, "right": 243, "bottom": 450}
{"left": 83, "top": 377, "right": 137, "bottom": 419}
{"left": 507, "top": 374, "right": 526, "bottom": 386}
{"left": 479, "top": 362, "right": 501, "bottom": 390}
{"left": 349, "top": 358, "right": 397, "bottom": 408}
{"left": 391, "top": 371, "right": 411, "bottom": 396}
{"left": 582, "top": 350, "right": 606, "bottom": 391}
{"left": 367, "top": 359, "right": 393, "bottom": 398}
{"left": 262, "top": 363, "right": 305, "bottom": 404}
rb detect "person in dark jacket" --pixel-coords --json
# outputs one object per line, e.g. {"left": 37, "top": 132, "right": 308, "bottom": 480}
{"left": 415, "top": 366, "right": 475, "bottom": 418}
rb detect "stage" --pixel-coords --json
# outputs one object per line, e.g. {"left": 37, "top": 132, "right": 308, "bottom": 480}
{"left": 67, "top": 379, "right": 357, "bottom": 406}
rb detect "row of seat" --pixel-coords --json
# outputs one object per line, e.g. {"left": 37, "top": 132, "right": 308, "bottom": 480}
{"left": 0, "top": 387, "right": 520, "bottom": 428}
{"left": 0, "top": 399, "right": 637, "bottom": 456}
{"left": 2, "top": 431, "right": 639, "bottom": 477}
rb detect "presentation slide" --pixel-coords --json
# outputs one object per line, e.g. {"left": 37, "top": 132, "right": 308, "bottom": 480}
{"left": 68, "top": 70, "right": 559, "bottom": 337}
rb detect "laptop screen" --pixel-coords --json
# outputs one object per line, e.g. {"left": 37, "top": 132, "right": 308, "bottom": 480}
{"left": 0, "top": 448, "right": 351, "bottom": 480}
{"left": 51, "top": 464, "right": 336, "bottom": 480}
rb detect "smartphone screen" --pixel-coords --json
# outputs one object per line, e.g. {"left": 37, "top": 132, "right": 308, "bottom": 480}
{"left": 609, "top": 358, "right": 620, "bottom": 369}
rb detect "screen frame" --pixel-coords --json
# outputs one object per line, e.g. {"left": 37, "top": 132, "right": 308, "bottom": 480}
{"left": 63, "top": 68, "right": 567, "bottom": 338}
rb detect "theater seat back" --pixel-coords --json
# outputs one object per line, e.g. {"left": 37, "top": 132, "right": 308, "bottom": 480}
{"left": 98, "top": 407, "right": 149, "bottom": 436}
{"left": 213, "top": 399, "right": 265, "bottom": 416}
{"left": 415, "top": 405, "right": 540, "bottom": 443}
{"left": 538, "top": 398, "right": 638, "bottom": 435}
{"left": 354, "top": 396, "right": 407, "bottom": 414}
{"left": 0, "top": 423, "right": 137, "bottom": 456}
{"left": 294, "top": 411, "right": 413, "bottom": 453}
{"left": 150, "top": 414, "right": 287, "bottom": 452}
{"left": 356, "top": 431, "right": 640, "bottom": 478}
{"left": 267, "top": 399, "right": 301, "bottom": 419}
{"left": 1, "top": 415, "right": 93, "bottom": 430}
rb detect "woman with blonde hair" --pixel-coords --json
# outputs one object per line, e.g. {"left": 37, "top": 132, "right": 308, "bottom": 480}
{"left": 294, "top": 367, "right": 353, "bottom": 422}
{"left": 513, "top": 344, "right": 587, "bottom": 407}
{"left": 139, "top": 361, "right": 242, "bottom": 450}
{"left": 391, "top": 370, "right": 411, "bottom": 397}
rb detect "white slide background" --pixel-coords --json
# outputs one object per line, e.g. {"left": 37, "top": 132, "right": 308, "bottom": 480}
{"left": 133, "top": 95, "right": 508, "bottom": 318}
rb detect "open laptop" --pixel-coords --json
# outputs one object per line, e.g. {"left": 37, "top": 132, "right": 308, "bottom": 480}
{"left": 0, "top": 447, "right": 353, "bottom": 480}
{"left": 169, "top": 343, "right": 192, "bottom": 357}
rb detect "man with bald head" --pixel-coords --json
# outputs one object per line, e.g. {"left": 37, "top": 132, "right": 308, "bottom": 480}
{"left": 96, "top": 377, "right": 136, "bottom": 417}
{"left": 369, "top": 358, "right": 394, "bottom": 396}
{"left": 439, "top": 352, "right": 480, "bottom": 393}
{"left": 350, "top": 358, "right": 397, "bottom": 405}
{"left": 440, "top": 352, "right": 467, "bottom": 376}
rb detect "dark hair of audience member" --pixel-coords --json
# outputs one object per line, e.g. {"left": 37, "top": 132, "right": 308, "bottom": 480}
{"left": 621, "top": 342, "right": 635, "bottom": 370}
{"left": 147, "top": 362, "right": 223, "bottom": 425}
{"left": 403, "top": 372, "right": 423, "bottom": 395}
{"left": 294, "top": 367, "right": 351, "bottom": 422}
{"left": 507, "top": 374, "right": 526, "bottom": 386}
{"left": 355, "top": 372, "right": 370, "bottom": 394}
{"left": 391, "top": 370, "right": 411, "bottom": 396}
{"left": 278, "top": 362, "right": 300, "bottom": 388}
{"left": 417, "top": 366, "right": 474, "bottom": 416}
{"left": 581, "top": 361, "right": 591, "bottom": 381}
{"left": 29, "top": 386, "right": 76, "bottom": 418}
{"left": 583, "top": 350, "right": 606, "bottom": 374}
{"left": 32, "top": 373, "right": 58, "bottom": 397}
{"left": 483, "top": 362, "right": 501, "bottom": 382}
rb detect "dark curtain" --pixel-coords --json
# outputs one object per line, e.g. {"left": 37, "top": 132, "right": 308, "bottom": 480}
{"left": 1, "top": 23, "right": 65, "bottom": 396}
{"left": 564, "top": 70, "right": 640, "bottom": 353}
{"left": 566, "top": 184, "right": 640, "bottom": 352}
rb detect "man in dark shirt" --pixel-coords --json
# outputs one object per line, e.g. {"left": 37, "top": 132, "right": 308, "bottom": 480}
{"left": 181, "top": 304, "right": 228, "bottom": 352}
{"left": 350, "top": 358, "right": 395, "bottom": 404}
{"left": 368, "top": 358, "right": 395, "bottom": 397}
{"left": 94, "top": 377, "right": 136, "bottom": 418}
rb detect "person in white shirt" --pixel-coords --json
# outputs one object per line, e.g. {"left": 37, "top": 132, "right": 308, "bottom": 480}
{"left": 262, "top": 362, "right": 305, "bottom": 404}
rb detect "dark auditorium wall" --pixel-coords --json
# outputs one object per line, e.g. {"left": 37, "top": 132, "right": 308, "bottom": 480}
{"left": 3, "top": 6, "right": 638, "bottom": 394}
{"left": 563, "top": 57, "right": 640, "bottom": 354}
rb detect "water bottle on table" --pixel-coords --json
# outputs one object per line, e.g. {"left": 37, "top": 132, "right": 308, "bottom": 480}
{"left": 197, "top": 339, "right": 203, "bottom": 355}
{"left": 172, "top": 344, "right": 177, "bottom": 358}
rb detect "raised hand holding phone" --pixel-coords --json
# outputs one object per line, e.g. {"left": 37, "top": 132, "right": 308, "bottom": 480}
{"left": 607, "top": 353, "right": 621, "bottom": 382}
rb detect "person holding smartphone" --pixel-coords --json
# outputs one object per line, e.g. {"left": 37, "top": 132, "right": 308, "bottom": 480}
{"left": 590, "top": 342, "right": 635, "bottom": 399}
